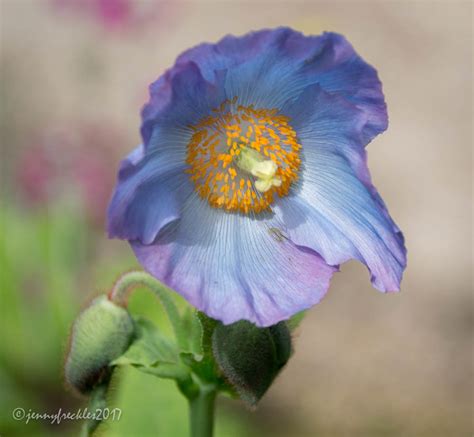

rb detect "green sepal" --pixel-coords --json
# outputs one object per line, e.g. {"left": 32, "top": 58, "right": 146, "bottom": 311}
{"left": 211, "top": 320, "right": 292, "bottom": 407}
{"left": 269, "top": 323, "right": 292, "bottom": 368}
{"left": 197, "top": 311, "right": 218, "bottom": 355}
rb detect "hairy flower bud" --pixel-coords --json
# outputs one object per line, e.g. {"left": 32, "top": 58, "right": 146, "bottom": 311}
{"left": 65, "top": 295, "right": 134, "bottom": 394}
{"left": 212, "top": 320, "right": 292, "bottom": 407}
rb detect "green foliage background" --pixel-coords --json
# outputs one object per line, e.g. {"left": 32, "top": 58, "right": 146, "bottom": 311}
{"left": 0, "top": 205, "right": 262, "bottom": 436}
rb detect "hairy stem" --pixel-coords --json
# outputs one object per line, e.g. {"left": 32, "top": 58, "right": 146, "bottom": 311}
{"left": 109, "top": 271, "right": 186, "bottom": 349}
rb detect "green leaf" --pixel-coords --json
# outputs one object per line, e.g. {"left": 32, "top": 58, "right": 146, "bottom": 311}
{"left": 181, "top": 308, "right": 203, "bottom": 356}
{"left": 212, "top": 320, "right": 292, "bottom": 407}
{"left": 183, "top": 313, "right": 220, "bottom": 384}
{"left": 111, "top": 317, "right": 196, "bottom": 391}
{"left": 112, "top": 317, "right": 179, "bottom": 367}
{"left": 286, "top": 310, "right": 307, "bottom": 331}
{"left": 138, "top": 363, "right": 192, "bottom": 382}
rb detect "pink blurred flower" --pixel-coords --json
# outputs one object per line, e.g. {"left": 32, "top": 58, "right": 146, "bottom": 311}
{"left": 16, "top": 122, "right": 125, "bottom": 226}
{"left": 17, "top": 145, "right": 55, "bottom": 206}
{"left": 52, "top": 0, "right": 164, "bottom": 32}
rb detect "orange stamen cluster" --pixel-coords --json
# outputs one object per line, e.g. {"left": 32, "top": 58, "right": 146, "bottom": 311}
{"left": 186, "top": 97, "right": 301, "bottom": 214}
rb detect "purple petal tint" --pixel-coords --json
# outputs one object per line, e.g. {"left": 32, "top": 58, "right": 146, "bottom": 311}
{"left": 131, "top": 195, "right": 337, "bottom": 326}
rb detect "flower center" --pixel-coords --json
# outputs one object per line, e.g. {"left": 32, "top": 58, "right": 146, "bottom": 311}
{"left": 186, "top": 97, "right": 301, "bottom": 214}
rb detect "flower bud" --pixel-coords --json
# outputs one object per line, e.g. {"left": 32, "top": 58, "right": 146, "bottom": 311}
{"left": 212, "top": 320, "right": 292, "bottom": 407}
{"left": 65, "top": 295, "right": 134, "bottom": 394}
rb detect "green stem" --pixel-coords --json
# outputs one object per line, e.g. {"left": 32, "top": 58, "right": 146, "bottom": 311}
{"left": 109, "top": 271, "right": 187, "bottom": 349}
{"left": 189, "top": 385, "right": 216, "bottom": 437}
{"left": 80, "top": 383, "right": 108, "bottom": 437}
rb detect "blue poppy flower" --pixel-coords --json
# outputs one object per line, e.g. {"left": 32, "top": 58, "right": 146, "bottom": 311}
{"left": 108, "top": 27, "right": 406, "bottom": 327}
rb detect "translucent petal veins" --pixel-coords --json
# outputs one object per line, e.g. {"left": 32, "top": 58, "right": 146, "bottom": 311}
{"left": 186, "top": 98, "right": 302, "bottom": 214}
{"left": 107, "top": 28, "right": 406, "bottom": 327}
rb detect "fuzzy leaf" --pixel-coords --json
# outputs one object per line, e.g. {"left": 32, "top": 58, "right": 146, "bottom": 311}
{"left": 112, "top": 317, "right": 178, "bottom": 367}
{"left": 181, "top": 308, "right": 203, "bottom": 356}
{"left": 286, "top": 310, "right": 307, "bottom": 331}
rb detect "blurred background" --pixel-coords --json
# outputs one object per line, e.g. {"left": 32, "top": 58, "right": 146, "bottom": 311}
{"left": 0, "top": 1, "right": 472, "bottom": 436}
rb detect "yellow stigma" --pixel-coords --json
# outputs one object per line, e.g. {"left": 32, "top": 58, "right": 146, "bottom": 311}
{"left": 186, "top": 97, "right": 301, "bottom": 214}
